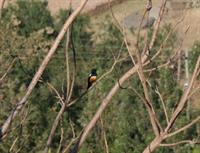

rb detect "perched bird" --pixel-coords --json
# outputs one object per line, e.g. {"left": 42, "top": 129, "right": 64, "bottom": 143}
{"left": 87, "top": 69, "right": 97, "bottom": 89}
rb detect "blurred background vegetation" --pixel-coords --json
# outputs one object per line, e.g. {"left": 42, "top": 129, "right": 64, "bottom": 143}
{"left": 0, "top": 1, "right": 199, "bottom": 153}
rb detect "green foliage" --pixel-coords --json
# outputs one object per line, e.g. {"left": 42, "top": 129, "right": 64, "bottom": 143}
{"left": 2, "top": 0, "right": 53, "bottom": 37}
{"left": 0, "top": 2, "right": 199, "bottom": 153}
{"left": 193, "top": 147, "right": 200, "bottom": 153}
{"left": 0, "top": 1, "right": 95, "bottom": 151}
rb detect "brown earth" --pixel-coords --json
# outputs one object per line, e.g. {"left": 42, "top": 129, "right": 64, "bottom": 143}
{"left": 47, "top": 0, "right": 128, "bottom": 15}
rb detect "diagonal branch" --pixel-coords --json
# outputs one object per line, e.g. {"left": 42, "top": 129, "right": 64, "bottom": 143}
{"left": 0, "top": 0, "right": 89, "bottom": 140}
{"left": 160, "top": 139, "right": 198, "bottom": 147}
{"left": 130, "top": 0, "right": 167, "bottom": 136}
{"left": 142, "top": 57, "right": 200, "bottom": 153}
{"left": 165, "top": 116, "right": 200, "bottom": 139}
{"left": 100, "top": 117, "right": 109, "bottom": 153}
{"left": 149, "top": 0, "right": 167, "bottom": 50}
{"left": 135, "top": 47, "right": 162, "bottom": 136}
{"left": 47, "top": 82, "right": 65, "bottom": 105}
{"left": 188, "top": 84, "right": 200, "bottom": 99}
{"left": 70, "top": 0, "right": 168, "bottom": 152}
{"left": 0, "top": 58, "right": 17, "bottom": 84}
{"left": 165, "top": 56, "right": 200, "bottom": 132}
{"left": 155, "top": 86, "right": 169, "bottom": 124}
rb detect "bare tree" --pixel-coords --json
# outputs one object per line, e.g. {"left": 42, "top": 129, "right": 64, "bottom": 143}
{"left": 69, "top": 0, "right": 200, "bottom": 153}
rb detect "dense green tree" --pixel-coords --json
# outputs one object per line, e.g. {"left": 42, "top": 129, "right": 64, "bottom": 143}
{"left": 2, "top": 0, "right": 53, "bottom": 37}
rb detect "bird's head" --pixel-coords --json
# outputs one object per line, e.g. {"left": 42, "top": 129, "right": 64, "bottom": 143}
{"left": 91, "top": 69, "right": 97, "bottom": 75}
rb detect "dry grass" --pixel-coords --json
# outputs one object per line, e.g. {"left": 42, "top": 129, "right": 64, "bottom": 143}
{"left": 91, "top": 0, "right": 160, "bottom": 23}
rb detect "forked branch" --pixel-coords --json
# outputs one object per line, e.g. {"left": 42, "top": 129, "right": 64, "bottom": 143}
{"left": 0, "top": 0, "right": 89, "bottom": 140}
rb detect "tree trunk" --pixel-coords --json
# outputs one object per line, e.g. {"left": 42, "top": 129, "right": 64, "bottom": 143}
{"left": 142, "top": 135, "right": 163, "bottom": 153}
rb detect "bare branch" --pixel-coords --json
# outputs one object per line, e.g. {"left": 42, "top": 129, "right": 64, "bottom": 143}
{"left": 136, "top": 0, "right": 152, "bottom": 46}
{"left": 70, "top": 1, "right": 168, "bottom": 152}
{"left": 67, "top": 49, "right": 128, "bottom": 108}
{"left": 0, "top": 58, "right": 16, "bottom": 84}
{"left": 149, "top": 0, "right": 167, "bottom": 50}
{"left": 135, "top": 42, "right": 162, "bottom": 136}
{"left": 155, "top": 87, "right": 169, "bottom": 124}
{"left": 128, "top": 86, "right": 146, "bottom": 104}
{"left": 188, "top": 84, "right": 200, "bottom": 98}
{"left": 144, "top": 38, "right": 183, "bottom": 72}
{"left": 142, "top": 57, "right": 200, "bottom": 153}
{"left": 44, "top": 103, "right": 68, "bottom": 153}
{"left": 165, "top": 116, "right": 200, "bottom": 139}
{"left": 62, "top": 120, "right": 79, "bottom": 153}
{"left": 0, "top": 0, "right": 89, "bottom": 139}
{"left": 56, "top": 117, "right": 64, "bottom": 153}
{"left": 69, "top": 119, "right": 76, "bottom": 138}
{"left": 130, "top": 1, "right": 166, "bottom": 136}
{"left": 62, "top": 137, "right": 78, "bottom": 153}
{"left": 160, "top": 139, "right": 198, "bottom": 147}
{"left": 65, "top": 29, "right": 71, "bottom": 99}
{"left": 149, "top": 16, "right": 186, "bottom": 62}
{"left": 9, "top": 137, "right": 18, "bottom": 152}
{"left": 47, "top": 82, "right": 65, "bottom": 105}
{"left": 44, "top": 22, "right": 78, "bottom": 153}
{"left": 165, "top": 56, "right": 200, "bottom": 132}
{"left": 100, "top": 117, "right": 109, "bottom": 153}
{"left": 70, "top": 66, "right": 139, "bottom": 153}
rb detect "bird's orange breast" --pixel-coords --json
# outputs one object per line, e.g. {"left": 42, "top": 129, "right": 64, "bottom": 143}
{"left": 89, "top": 76, "right": 97, "bottom": 82}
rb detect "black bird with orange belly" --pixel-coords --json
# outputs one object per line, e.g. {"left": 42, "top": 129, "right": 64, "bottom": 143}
{"left": 87, "top": 69, "right": 97, "bottom": 89}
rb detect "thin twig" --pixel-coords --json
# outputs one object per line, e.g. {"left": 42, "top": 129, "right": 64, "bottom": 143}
{"left": 0, "top": 58, "right": 16, "bottom": 84}
{"left": 56, "top": 117, "right": 64, "bottom": 153}
{"left": 165, "top": 116, "right": 200, "bottom": 139}
{"left": 160, "top": 139, "right": 198, "bottom": 147}
{"left": 149, "top": 16, "right": 186, "bottom": 61}
{"left": 65, "top": 28, "right": 71, "bottom": 98}
{"left": 155, "top": 86, "right": 169, "bottom": 124}
{"left": 100, "top": 117, "right": 109, "bottom": 153}
{"left": 149, "top": 0, "right": 167, "bottom": 50}
{"left": 188, "top": 84, "right": 200, "bottom": 98}
{"left": 0, "top": 0, "right": 89, "bottom": 139}
{"left": 70, "top": 1, "right": 168, "bottom": 152}
{"left": 9, "top": 137, "right": 18, "bottom": 152}
{"left": 47, "top": 82, "right": 65, "bottom": 105}
{"left": 165, "top": 56, "right": 200, "bottom": 132}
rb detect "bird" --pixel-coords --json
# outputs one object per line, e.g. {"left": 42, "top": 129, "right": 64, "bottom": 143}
{"left": 87, "top": 69, "right": 97, "bottom": 89}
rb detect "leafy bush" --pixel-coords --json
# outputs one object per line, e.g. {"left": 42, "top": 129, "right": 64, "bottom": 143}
{"left": 2, "top": 0, "right": 53, "bottom": 37}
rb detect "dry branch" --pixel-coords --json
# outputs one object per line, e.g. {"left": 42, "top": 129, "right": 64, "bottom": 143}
{"left": 100, "top": 117, "right": 109, "bottom": 153}
{"left": 0, "top": 0, "right": 89, "bottom": 140}
{"left": 165, "top": 116, "right": 200, "bottom": 139}
{"left": 165, "top": 56, "right": 200, "bottom": 132}
{"left": 0, "top": 58, "right": 16, "bottom": 84}
{"left": 70, "top": 0, "right": 167, "bottom": 152}
{"left": 149, "top": 0, "right": 167, "bottom": 50}
{"left": 44, "top": 23, "right": 74, "bottom": 153}
{"left": 155, "top": 87, "right": 169, "bottom": 124}
{"left": 160, "top": 140, "right": 198, "bottom": 147}
{"left": 142, "top": 56, "right": 200, "bottom": 153}
{"left": 47, "top": 82, "right": 65, "bottom": 105}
